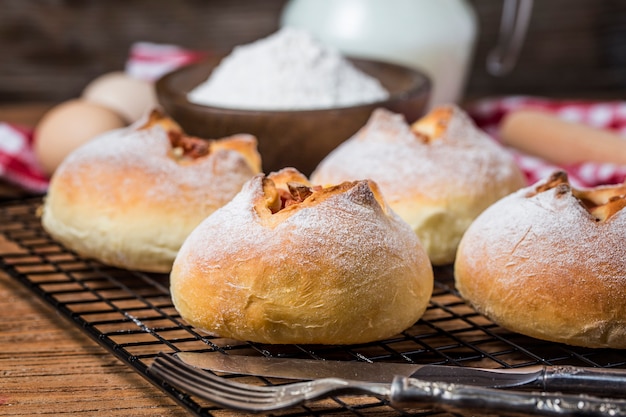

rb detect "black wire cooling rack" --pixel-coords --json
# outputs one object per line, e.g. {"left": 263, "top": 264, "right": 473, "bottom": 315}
{"left": 2, "top": 197, "right": 626, "bottom": 417}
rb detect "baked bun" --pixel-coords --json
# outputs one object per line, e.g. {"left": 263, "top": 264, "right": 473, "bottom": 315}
{"left": 311, "top": 105, "right": 526, "bottom": 265}
{"left": 41, "top": 110, "right": 261, "bottom": 273}
{"left": 455, "top": 171, "right": 626, "bottom": 348}
{"left": 170, "top": 168, "right": 433, "bottom": 345}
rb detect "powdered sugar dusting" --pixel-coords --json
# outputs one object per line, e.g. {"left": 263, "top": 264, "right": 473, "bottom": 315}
{"left": 188, "top": 27, "right": 389, "bottom": 110}
{"left": 173, "top": 175, "right": 430, "bottom": 321}
{"left": 176, "top": 175, "right": 422, "bottom": 278}
{"left": 459, "top": 180, "right": 626, "bottom": 281}
{"left": 55, "top": 120, "right": 257, "bottom": 208}
{"left": 311, "top": 107, "right": 523, "bottom": 204}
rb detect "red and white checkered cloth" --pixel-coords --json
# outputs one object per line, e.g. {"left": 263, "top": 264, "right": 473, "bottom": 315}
{"left": 0, "top": 123, "right": 49, "bottom": 193}
{"left": 2, "top": 41, "right": 626, "bottom": 193}
{"left": 124, "top": 41, "right": 207, "bottom": 82}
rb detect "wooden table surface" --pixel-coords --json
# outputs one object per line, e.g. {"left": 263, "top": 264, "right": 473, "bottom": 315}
{"left": 0, "top": 103, "right": 193, "bottom": 416}
{"left": 0, "top": 269, "right": 190, "bottom": 417}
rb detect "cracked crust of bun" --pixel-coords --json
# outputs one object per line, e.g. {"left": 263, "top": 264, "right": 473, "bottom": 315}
{"left": 41, "top": 110, "right": 261, "bottom": 273}
{"left": 170, "top": 169, "right": 434, "bottom": 345}
{"left": 311, "top": 105, "right": 526, "bottom": 265}
{"left": 454, "top": 171, "right": 626, "bottom": 348}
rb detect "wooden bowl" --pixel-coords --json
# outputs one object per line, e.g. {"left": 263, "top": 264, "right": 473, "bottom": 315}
{"left": 156, "top": 56, "right": 431, "bottom": 175}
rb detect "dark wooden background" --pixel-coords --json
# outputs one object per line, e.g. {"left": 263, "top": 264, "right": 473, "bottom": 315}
{"left": 2, "top": 0, "right": 626, "bottom": 104}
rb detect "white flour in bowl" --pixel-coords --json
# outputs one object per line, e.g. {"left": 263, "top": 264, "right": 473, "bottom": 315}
{"left": 187, "top": 28, "right": 390, "bottom": 111}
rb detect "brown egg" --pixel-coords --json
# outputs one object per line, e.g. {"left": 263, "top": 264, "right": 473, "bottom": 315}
{"left": 34, "top": 99, "right": 126, "bottom": 176}
{"left": 82, "top": 71, "right": 157, "bottom": 123}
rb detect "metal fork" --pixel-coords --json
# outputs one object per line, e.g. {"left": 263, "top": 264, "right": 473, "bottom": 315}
{"left": 148, "top": 353, "right": 626, "bottom": 416}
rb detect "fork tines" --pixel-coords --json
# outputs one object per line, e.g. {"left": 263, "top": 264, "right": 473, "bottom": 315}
{"left": 149, "top": 353, "right": 297, "bottom": 411}
{"left": 149, "top": 352, "right": 370, "bottom": 412}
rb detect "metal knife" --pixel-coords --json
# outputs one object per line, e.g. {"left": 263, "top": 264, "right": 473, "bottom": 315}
{"left": 176, "top": 351, "right": 626, "bottom": 397}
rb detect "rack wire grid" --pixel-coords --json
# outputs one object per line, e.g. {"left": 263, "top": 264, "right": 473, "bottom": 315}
{"left": 2, "top": 197, "right": 626, "bottom": 417}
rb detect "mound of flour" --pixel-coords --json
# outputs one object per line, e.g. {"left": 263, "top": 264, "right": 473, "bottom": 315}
{"left": 188, "top": 28, "right": 390, "bottom": 110}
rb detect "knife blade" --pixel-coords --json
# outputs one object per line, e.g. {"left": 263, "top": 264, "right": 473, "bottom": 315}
{"left": 175, "top": 351, "right": 626, "bottom": 397}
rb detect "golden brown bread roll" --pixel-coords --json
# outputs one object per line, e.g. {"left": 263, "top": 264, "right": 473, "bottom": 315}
{"left": 41, "top": 110, "right": 261, "bottom": 273}
{"left": 170, "top": 168, "right": 434, "bottom": 344}
{"left": 311, "top": 105, "right": 526, "bottom": 265}
{"left": 455, "top": 171, "right": 626, "bottom": 348}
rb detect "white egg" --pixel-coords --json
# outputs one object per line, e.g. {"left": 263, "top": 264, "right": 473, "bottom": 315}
{"left": 82, "top": 71, "right": 157, "bottom": 123}
{"left": 34, "top": 99, "right": 126, "bottom": 176}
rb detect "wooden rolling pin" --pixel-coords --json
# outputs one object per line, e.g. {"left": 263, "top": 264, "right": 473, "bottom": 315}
{"left": 499, "top": 109, "right": 626, "bottom": 165}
